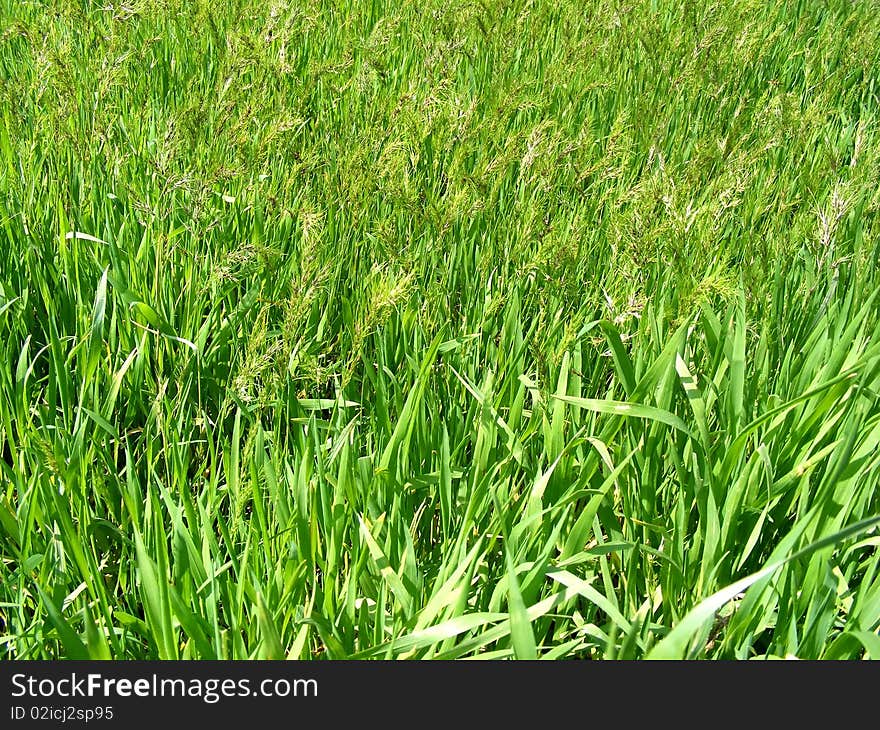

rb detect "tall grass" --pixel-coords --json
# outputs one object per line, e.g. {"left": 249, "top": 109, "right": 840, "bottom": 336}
{"left": 1, "top": 0, "right": 879, "bottom": 659}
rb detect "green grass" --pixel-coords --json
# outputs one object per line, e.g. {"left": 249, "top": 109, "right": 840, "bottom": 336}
{"left": 1, "top": 0, "right": 880, "bottom": 660}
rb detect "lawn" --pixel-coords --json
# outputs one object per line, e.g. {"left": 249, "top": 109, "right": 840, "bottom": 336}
{"left": 1, "top": 0, "right": 879, "bottom": 659}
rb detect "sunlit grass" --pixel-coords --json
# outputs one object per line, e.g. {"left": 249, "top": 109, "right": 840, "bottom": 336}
{"left": 1, "top": 0, "right": 879, "bottom": 659}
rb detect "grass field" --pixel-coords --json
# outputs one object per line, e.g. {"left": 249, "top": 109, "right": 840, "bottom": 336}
{"left": 1, "top": 0, "right": 880, "bottom": 660}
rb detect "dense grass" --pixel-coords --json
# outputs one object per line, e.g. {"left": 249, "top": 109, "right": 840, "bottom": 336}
{"left": 1, "top": 0, "right": 880, "bottom": 659}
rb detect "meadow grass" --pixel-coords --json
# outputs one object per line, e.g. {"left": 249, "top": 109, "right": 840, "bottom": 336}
{"left": 1, "top": 0, "right": 880, "bottom": 659}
